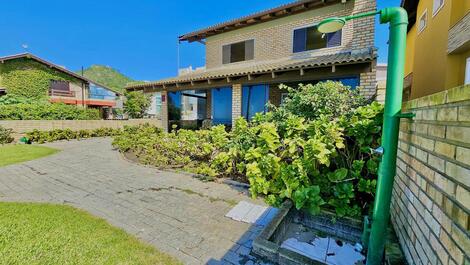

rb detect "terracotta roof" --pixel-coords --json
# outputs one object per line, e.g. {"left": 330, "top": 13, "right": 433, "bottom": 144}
{"left": 127, "top": 49, "right": 376, "bottom": 89}
{"left": 0, "top": 53, "right": 122, "bottom": 95}
{"left": 179, "top": 0, "right": 344, "bottom": 42}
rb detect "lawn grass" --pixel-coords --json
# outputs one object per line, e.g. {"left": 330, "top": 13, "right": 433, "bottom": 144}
{"left": 0, "top": 144, "right": 59, "bottom": 167}
{"left": 0, "top": 202, "right": 182, "bottom": 265}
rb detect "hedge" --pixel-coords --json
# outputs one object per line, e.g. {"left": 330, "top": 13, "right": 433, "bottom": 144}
{"left": 0, "top": 103, "right": 100, "bottom": 120}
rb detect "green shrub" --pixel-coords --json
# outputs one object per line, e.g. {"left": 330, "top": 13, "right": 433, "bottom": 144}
{"left": 112, "top": 124, "right": 220, "bottom": 177}
{"left": 26, "top": 127, "right": 123, "bottom": 143}
{"left": 0, "top": 126, "right": 14, "bottom": 144}
{"left": 112, "top": 82, "right": 384, "bottom": 218}
{"left": 276, "top": 81, "right": 366, "bottom": 120}
{"left": 124, "top": 91, "right": 151, "bottom": 118}
{"left": 0, "top": 94, "right": 37, "bottom": 105}
{"left": 0, "top": 102, "right": 100, "bottom": 120}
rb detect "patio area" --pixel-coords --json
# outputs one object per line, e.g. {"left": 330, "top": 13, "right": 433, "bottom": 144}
{"left": 0, "top": 138, "right": 273, "bottom": 265}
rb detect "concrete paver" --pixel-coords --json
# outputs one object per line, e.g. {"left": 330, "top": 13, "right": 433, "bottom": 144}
{"left": 0, "top": 138, "right": 273, "bottom": 265}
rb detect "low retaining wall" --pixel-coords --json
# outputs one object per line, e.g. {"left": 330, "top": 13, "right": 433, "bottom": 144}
{"left": 0, "top": 119, "right": 162, "bottom": 139}
{"left": 391, "top": 85, "right": 470, "bottom": 265}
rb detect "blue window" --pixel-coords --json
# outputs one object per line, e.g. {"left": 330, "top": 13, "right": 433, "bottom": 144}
{"left": 89, "top": 84, "right": 117, "bottom": 100}
{"left": 329, "top": 76, "right": 360, "bottom": 89}
{"left": 168, "top": 91, "right": 182, "bottom": 121}
{"left": 304, "top": 76, "right": 360, "bottom": 89}
{"left": 211, "top": 87, "right": 232, "bottom": 125}
{"left": 242, "top": 84, "right": 269, "bottom": 120}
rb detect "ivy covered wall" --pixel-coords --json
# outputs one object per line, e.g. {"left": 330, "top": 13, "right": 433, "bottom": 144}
{"left": 0, "top": 58, "right": 84, "bottom": 99}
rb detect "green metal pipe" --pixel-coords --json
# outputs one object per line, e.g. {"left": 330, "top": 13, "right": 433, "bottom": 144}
{"left": 345, "top": 10, "right": 380, "bottom": 21}
{"left": 366, "top": 7, "right": 408, "bottom": 265}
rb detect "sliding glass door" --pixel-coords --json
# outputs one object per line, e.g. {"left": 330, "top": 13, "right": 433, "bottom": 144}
{"left": 211, "top": 87, "right": 232, "bottom": 125}
{"left": 242, "top": 84, "right": 269, "bottom": 120}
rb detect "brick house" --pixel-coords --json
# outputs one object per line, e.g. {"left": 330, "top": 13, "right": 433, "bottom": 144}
{"left": 0, "top": 53, "right": 123, "bottom": 119}
{"left": 126, "top": 0, "right": 378, "bottom": 131}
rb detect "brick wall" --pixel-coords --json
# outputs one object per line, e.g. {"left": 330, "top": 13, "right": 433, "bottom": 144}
{"left": 268, "top": 84, "right": 284, "bottom": 107}
{"left": 232, "top": 84, "right": 242, "bottom": 123}
{"left": 0, "top": 119, "right": 162, "bottom": 140}
{"left": 205, "top": 0, "right": 376, "bottom": 69}
{"left": 360, "top": 63, "right": 377, "bottom": 98}
{"left": 161, "top": 90, "right": 169, "bottom": 132}
{"left": 391, "top": 84, "right": 470, "bottom": 265}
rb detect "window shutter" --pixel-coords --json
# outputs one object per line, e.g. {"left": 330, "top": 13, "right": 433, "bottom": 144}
{"left": 327, "top": 30, "right": 342, "bottom": 47}
{"left": 245, "top": 39, "right": 254, "bottom": 60}
{"left": 222, "top": 44, "right": 231, "bottom": 64}
{"left": 293, "top": 28, "right": 307, "bottom": 53}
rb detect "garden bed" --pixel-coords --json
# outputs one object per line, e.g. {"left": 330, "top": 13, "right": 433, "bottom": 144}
{"left": 112, "top": 82, "right": 384, "bottom": 220}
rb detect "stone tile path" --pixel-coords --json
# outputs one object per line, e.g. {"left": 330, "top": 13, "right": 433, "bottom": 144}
{"left": 0, "top": 138, "right": 273, "bottom": 265}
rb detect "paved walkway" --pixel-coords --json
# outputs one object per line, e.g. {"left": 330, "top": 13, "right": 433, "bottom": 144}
{"left": 0, "top": 138, "right": 272, "bottom": 265}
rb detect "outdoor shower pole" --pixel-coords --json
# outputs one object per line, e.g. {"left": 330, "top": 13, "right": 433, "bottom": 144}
{"left": 318, "top": 6, "right": 408, "bottom": 264}
{"left": 366, "top": 7, "right": 408, "bottom": 265}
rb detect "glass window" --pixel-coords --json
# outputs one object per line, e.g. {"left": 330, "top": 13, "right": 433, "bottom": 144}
{"left": 89, "top": 84, "right": 117, "bottom": 100}
{"left": 242, "top": 84, "right": 269, "bottom": 120}
{"left": 181, "top": 90, "right": 207, "bottom": 121}
{"left": 222, "top": 40, "right": 254, "bottom": 64}
{"left": 211, "top": 87, "right": 232, "bottom": 125}
{"left": 306, "top": 26, "right": 327, "bottom": 50}
{"left": 305, "top": 76, "right": 360, "bottom": 89}
{"left": 168, "top": 91, "right": 182, "bottom": 121}
{"left": 230, "top": 42, "right": 245, "bottom": 63}
{"left": 293, "top": 26, "right": 341, "bottom": 53}
{"left": 146, "top": 92, "right": 162, "bottom": 118}
{"left": 465, "top": 57, "right": 470, "bottom": 85}
{"left": 418, "top": 10, "right": 427, "bottom": 33}
{"left": 433, "top": 0, "right": 444, "bottom": 16}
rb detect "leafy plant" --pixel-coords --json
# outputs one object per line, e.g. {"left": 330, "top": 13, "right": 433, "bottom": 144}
{"left": 124, "top": 91, "right": 151, "bottom": 118}
{"left": 0, "top": 94, "right": 37, "bottom": 105}
{"left": 274, "top": 81, "right": 366, "bottom": 120}
{"left": 0, "top": 102, "right": 100, "bottom": 120}
{"left": 112, "top": 81, "right": 384, "bottom": 218}
{"left": 0, "top": 58, "right": 80, "bottom": 99}
{"left": 0, "top": 126, "right": 14, "bottom": 144}
{"left": 26, "top": 127, "right": 124, "bottom": 143}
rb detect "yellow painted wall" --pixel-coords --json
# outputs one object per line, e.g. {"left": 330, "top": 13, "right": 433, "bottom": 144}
{"left": 449, "top": 0, "right": 470, "bottom": 27}
{"left": 404, "top": 24, "right": 416, "bottom": 78}
{"left": 407, "top": 0, "right": 470, "bottom": 99}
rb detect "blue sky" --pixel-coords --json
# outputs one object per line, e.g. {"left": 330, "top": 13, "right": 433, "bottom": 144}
{"left": 0, "top": 0, "right": 400, "bottom": 81}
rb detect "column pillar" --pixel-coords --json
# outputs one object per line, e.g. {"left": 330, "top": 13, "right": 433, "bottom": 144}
{"left": 232, "top": 84, "right": 242, "bottom": 123}
{"left": 161, "top": 90, "right": 169, "bottom": 132}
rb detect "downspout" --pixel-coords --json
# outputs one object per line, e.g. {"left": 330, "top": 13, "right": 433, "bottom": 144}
{"left": 366, "top": 7, "right": 408, "bottom": 265}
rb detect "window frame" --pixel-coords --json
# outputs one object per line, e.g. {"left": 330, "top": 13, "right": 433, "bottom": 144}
{"left": 222, "top": 39, "right": 255, "bottom": 65}
{"left": 432, "top": 0, "right": 445, "bottom": 17}
{"left": 291, "top": 23, "right": 342, "bottom": 54}
{"left": 418, "top": 9, "right": 428, "bottom": 34}
{"left": 465, "top": 57, "right": 470, "bottom": 85}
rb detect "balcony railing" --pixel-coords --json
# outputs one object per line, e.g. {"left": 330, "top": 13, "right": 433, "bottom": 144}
{"left": 49, "top": 89, "right": 75, "bottom": 97}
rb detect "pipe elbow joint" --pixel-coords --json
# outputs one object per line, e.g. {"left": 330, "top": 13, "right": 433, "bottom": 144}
{"left": 380, "top": 7, "right": 408, "bottom": 26}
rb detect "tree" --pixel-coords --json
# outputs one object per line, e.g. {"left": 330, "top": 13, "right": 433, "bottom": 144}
{"left": 124, "top": 91, "right": 151, "bottom": 118}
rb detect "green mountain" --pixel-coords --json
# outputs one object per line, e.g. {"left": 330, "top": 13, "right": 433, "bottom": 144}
{"left": 77, "top": 65, "right": 133, "bottom": 93}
